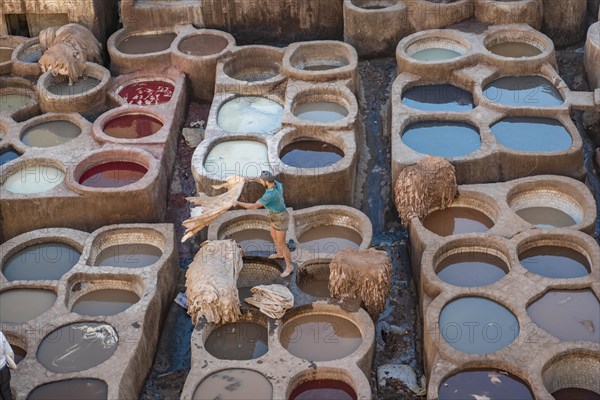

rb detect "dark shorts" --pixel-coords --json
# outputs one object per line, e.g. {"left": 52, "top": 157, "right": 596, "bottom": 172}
{"left": 270, "top": 210, "right": 289, "bottom": 231}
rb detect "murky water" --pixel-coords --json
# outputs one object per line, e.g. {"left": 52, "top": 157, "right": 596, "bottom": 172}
{"left": 515, "top": 207, "right": 576, "bottom": 228}
{"left": 410, "top": 48, "right": 462, "bottom": 61}
{"left": 436, "top": 252, "right": 508, "bottom": 287}
{"left": 2, "top": 242, "right": 81, "bottom": 281}
{"left": 103, "top": 114, "right": 163, "bottom": 139}
{"left": 118, "top": 33, "right": 177, "bottom": 54}
{"left": 293, "top": 102, "right": 349, "bottom": 123}
{"left": 423, "top": 207, "right": 494, "bottom": 236}
{"left": 280, "top": 140, "right": 344, "bottom": 168}
{"left": 0, "top": 93, "right": 31, "bottom": 112}
{"left": 302, "top": 64, "right": 343, "bottom": 71}
{"left": 491, "top": 117, "right": 572, "bottom": 152}
{"left": 204, "top": 322, "right": 268, "bottom": 360}
{"left": 94, "top": 243, "right": 162, "bottom": 268}
{"left": 47, "top": 77, "right": 100, "bottom": 96}
{"left": 18, "top": 44, "right": 41, "bottom": 63}
{"left": 227, "top": 229, "right": 274, "bottom": 253}
{"left": 37, "top": 322, "right": 118, "bottom": 373}
{"left": 299, "top": 278, "right": 331, "bottom": 297}
{"left": 527, "top": 289, "right": 600, "bottom": 343}
{"left": 21, "top": 120, "right": 81, "bottom": 148}
{"left": 71, "top": 289, "right": 140, "bottom": 316}
{"left": 290, "top": 380, "right": 357, "bottom": 400}
{"left": 483, "top": 76, "right": 564, "bottom": 107}
{"left": 488, "top": 42, "right": 542, "bottom": 58}
{"left": 402, "top": 121, "right": 481, "bottom": 157}
{"left": 217, "top": 96, "right": 283, "bottom": 134}
{"left": 0, "top": 289, "right": 56, "bottom": 323}
{"left": 178, "top": 34, "right": 229, "bottom": 56}
{"left": 439, "top": 369, "right": 534, "bottom": 399}
{"left": 3, "top": 166, "right": 65, "bottom": 194}
{"left": 281, "top": 314, "right": 362, "bottom": 361}
{"left": 402, "top": 84, "right": 474, "bottom": 112}
{"left": 118, "top": 80, "right": 174, "bottom": 105}
{"left": 204, "top": 140, "right": 271, "bottom": 180}
{"left": 0, "top": 148, "right": 20, "bottom": 166}
{"left": 298, "top": 226, "right": 362, "bottom": 254}
{"left": 519, "top": 246, "right": 590, "bottom": 279}
{"left": 552, "top": 388, "right": 600, "bottom": 400}
{"left": 0, "top": 47, "right": 14, "bottom": 63}
{"left": 439, "top": 297, "right": 519, "bottom": 354}
{"left": 78, "top": 162, "right": 147, "bottom": 188}
{"left": 27, "top": 379, "right": 108, "bottom": 400}
{"left": 192, "top": 369, "right": 272, "bottom": 400}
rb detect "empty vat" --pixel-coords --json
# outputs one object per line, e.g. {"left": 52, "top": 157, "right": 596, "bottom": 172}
{"left": 487, "top": 42, "right": 542, "bottom": 58}
{"left": 3, "top": 242, "right": 81, "bottom": 281}
{"left": 21, "top": 120, "right": 81, "bottom": 148}
{"left": 483, "top": 76, "right": 564, "bottom": 107}
{"left": 527, "top": 289, "right": 599, "bottom": 343}
{"left": 226, "top": 229, "right": 274, "bottom": 253}
{"left": 37, "top": 322, "right": 118, "bottom": 373}
{"left": 402, "top": 84, "right": 474, "bottom": 112}
{"left": 402, "top": 122, "right": 481, "bottom": 157}
{"left": 515, "top": 207, "right": 577, "bottom": 228}
{"left": 103, "top": 114, "right": 163, "bottom": 139}
{"left": 117, "top": 32, "right": 177, "bottom": 54}
{"left": 491, "top": 117, "right": 572, "bottom": 152}
{"left": 436, "top": 252, "right": 508, "bottom": 287}
{"left": 217, "top": 97, "right": 283, "bottom": 134}
{"left": 0, "top": 289, "right": 56, "bottom": 323}
{"left": 1, "top": 93, "right": 31, "bottom": 112}
{"left": 28, "top": 379, "right": 108, "bottom": 400}
{"left": 423, "top": 207, "right": 494, "bottom": 236}
{"left": 47, "top": 77, "right": 101, "bottom": 96}
{"left": 280, "top": 140, "right": 344, "bottom": 168}
{"left": 192, "top": 369, "right": 272, "bottom": 400}
{"left": 0, "top": 148, "right": 20, "bottom": 166}
{"left": 290, "top": 380, "right": 357, "bottom": 400}
{"left": 71, "top": 289, "right": 140, "bottom": 316}
{"left": 439, "top": 297, "right": 519, "bottom": 354}
{"left": 118, "top": 80, "right": 174, "bottom": 105}
{"left": 78, "top": 162, "right": 148, "bottom": 188}
{"left": 178, "top": 34, "right": 229, "bottom": 56}
{"left": 439, "top": 370, "right": 533, "bottom": 399}
{"left": 519, "top": 246, "right": 590, "bottom": 279}
{"left": 280, "top": 314, "right": 362, "bottom": 361}
{"left": 94, "top": 243, "right": 162, "bottom": 268}
{"left": 0, "top": 47, "right": 13, "bottom": 63}
{"left": 298, "top": 226, "right": 362, "bottom": 254}
{"left": 3, "top": 166, "right": 65, "bottom": 194}
{"left": 204, "top": 140, "right": 270, "bottom": 180}
{"left": 204, "top": 322, "right": 268, "bottom": 360}
{"left": 293, "top": 102, "right": 349, "bottom": 123}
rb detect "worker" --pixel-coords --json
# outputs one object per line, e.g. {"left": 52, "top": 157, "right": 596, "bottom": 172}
{"left": 0, "top": 330, "right": 15, "bottom": 400}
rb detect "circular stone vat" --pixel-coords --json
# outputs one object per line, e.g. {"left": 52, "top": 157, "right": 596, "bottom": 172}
{"left": 423, "top": 206, "right": 494, "bottom": 236}
{"left": 223, "top": 47, "right": 281, "bottom": 82}
{"left": 491, "top": 117, "right": 572, "bottom": 152}
{"left": 21, "top": 120, "right": 81, "bottom": 148}
{"left": 402, "top": 121, "right": 481, "bottom": 158}
{"left": 553, "top": 388, "right": 600, "bottom": 399}
{"left": 288, "top": 43, "right": 352, "bottom": 71}
{"left": 71, "top": 289, "right": 140, "bottom": 316}
{"left": 516, "top": 207, "right": 576, "bottom": 228}
{"left": 436, "top": 251, "right": 508, "bottom": 287}
{"left": 178, "top": 34, "right": 229, "bottom": 56}
{"left": 280, "top": 140, "right": 344, "bottom": 168}
{"left": 0, "top": 289, "right": 56, "bottom": 323}
{"left": 543, "top": 353, "right": 600, "bottom": 399}
{"left": 1, "top": 92, "right": 32, "bottom": 112}
{"left": 350, "top": 0, "right": 397, "bottom": 10}
{"left": 3, "top": 242, "right": 81, "bottom": 281}
{"left": 298, "top": 225, "right": 363, "bottom": 253}
{"left": 439, "top": 297, "right": 519, "bottom": 354}
{"left": 226, "top": 228, "right": 274, "bottom": 253}
{"left": 519, "top": 245, "right": 590, "bottom": 279}
{"left": 217, "top": 96, "right": 283, "bottom": 134}
{"left": 205, "top": 321, "right": 268, "bottom": 360}
{"left": 483, "top": 76, "right": 564, "bottom": 107}
{"left": 238, "top": 258, "right": 282, "bottom": 300}
{"left": 280, "top": 314, "right": 362, "bottom": 361}
{"left": 402, "top": 84, "right": 474, "bottom": 112}
{"left": 405, "top": 37, "right": 467, "bottom": 62}
{"left": 118, "top": 80, "right": 174, "bottom": 105}
{"left": 117, "top": 32, "right": 177, "bottom": 54}
{"left": 204, "top": 140, "right": 270, "bottom": 180}
{"left": 527, "top": 289, "right": 599, "bottom": 343}
{"left": 487, "top": 42, "right": 542, "bottom": 58}
{"left": 28, "top": 379, "right": 108, "bottom": 400}
{"left": 16, "top": 40, "right": 42, "bottom": 63}
{"left": 439, "top": 369, "right": 533, "bottom": 399}
{"left": 94, "top": 243, "right": 162, "bottom": 268}
{"left": 0, "top": 147, "right": 21, "bottom": 166}
{"left": 37, "top": 322, "right": 118, "bottom": 373}
{"left": 78, "top": 162, "right": 148, "bottom": 188}
{"left": 508, "top": 188, "right": 582, "bottom": 228}
{"left": 2, "top": 165, "right": 65, "bottom": 194}
{"left": 290, "top": 380, "right": 357, "bottom": 400}
{"left": 47, "top": 76, "right": 101, "bottom": 96}
{"left": 193, "top": 369, "right": 272, "bottom": 400}
{"left": 297, "top": 260, "right": 331, "bottom": 298}
{"left": 103, "top": 114, "right": 163, "bottom": 139}
{"left": 0, "top": 47, "right": 14, "bottom": 63}
{"left": 293, "top": 102, "right": 349, "bottom": 123}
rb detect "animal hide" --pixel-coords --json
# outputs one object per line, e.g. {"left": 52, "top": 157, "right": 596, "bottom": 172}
{"left": 181, "top": 175, "right": 245, "bottom": 243}
{"left": 244, "top": 284, "right": 294, "bottom": 319}
{"left": 185, "top": 240, "right": 243, "bottom": 325}
{"left": 38, "top": 23, "right": 102, "bottom": 84}
{"left": 394, "top": 156, "right": 457, "bottom": 226}
{"left": 329, "top": 248, "right": 392, "bottom": 319}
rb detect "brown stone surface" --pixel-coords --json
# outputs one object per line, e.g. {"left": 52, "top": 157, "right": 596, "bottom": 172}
{"left": 585, "top": 22, "right": 600, "bottom": 90}
{"left": 541, "top": 0, "right": 587, "bottom": 48}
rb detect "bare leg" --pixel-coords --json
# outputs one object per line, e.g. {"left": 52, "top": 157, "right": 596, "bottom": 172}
{"left": 268, "top": 225, "right": 283, "bottom": 259}
{"left": 271, "top": 228, "right": 293, "bottom": 277}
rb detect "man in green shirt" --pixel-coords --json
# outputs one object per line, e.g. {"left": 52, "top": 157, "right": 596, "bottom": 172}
{"left": 233, "top": 171, "right": 294, "bottom": 277}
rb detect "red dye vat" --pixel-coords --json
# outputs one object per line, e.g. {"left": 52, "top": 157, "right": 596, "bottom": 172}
{"left": 290, "top": 380, "right": 357, "bottom": 400}
{"left": 118, "top": 81, "right": 174, "bottom": 105}
{"left": 103, "top": 114, "right": 163, "bottom": 139}
{"left": 78, "top": 162, "right": 148, "bottom": 188}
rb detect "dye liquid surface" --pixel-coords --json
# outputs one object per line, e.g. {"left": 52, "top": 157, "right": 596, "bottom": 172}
{"left": 21, "top": 120, "right": 81, "bottom": 148}
{"left": 402, "top": 122, "right": 481, "bottom": 158}
{"left": 2, "top": 242, "right": 80, "bottom": 281}
{"left": 410, "top": 48, "right": 462, "bottom": 61}
{"left": 488, "top": 42, "right": 542, "bottom": 58}
{"left": 27, "top": 379, "right": 108, "bottom": 400}
{"left": 280, "top": 140, "right": 344, "bottom": 168}
{"left": 293, "top": 102, "right": 349, "bottom": 123}
{"left": 78, "top": 162, "right": 148, "bottom": 188}
{"left": 204, "top": 322, "right": 268, "bottom": 360}
{"left": 484, "top": 76, "right": 563, "bottom": 107}
{"left": 3, "top": 166, "right": 64, "bottom": 194}
{"left": 47, "top": 77, "right": 100, "bottom": 96}
{"left": 118, "top": 81, "right": 174, "bottom": 105}
{"left": 298, "top": 226, "right": 362, "bottom": 255}
{"left": 402, "top": 84, "right": 474, "bottom": 112}
{"left": 290, "top": 380, "right": 357, "bottom": 400}
{"left": 515, "top": 207, "right": 576, "bottom": 228}
{"left": 94, "top": 243, "right": 162, "bottom": 268}
{"left": 71, "top": 289, "right": 140, "bottom": 316}
{"left": 436, "top": 252, "right": 508, "bottom": 287}
{"left": 423, "top": 207, "right": 494, "bottom": 236}
{"left": 103, "top": 114, "right": 163, "bottom": 139}
{"left": 192, "top": 369, "right": 272, "bottom": 400}
{"left": 0, "top": 289, "right": 56, "bottom": 323}
{"left": 118, "top": 33, "right": 177, "bottom": 54}
{"left": 204, "top": 140, "right": 271, "bottom": 180}
{"left": 439, "top": 370, "right": 534, "bottom": 400}
{"left": 491, "top": 117, "right": 572, "bottom": 152}
{"left": 178, "top": 34, "right": 229, "bottom": 56}
{"left": 218, "top": 97, "right": 283, "bottom": 134}
{"left": 519, "top": 246, "right": 590, "bottom": 279}
{"left": 0, "top": 93, "right": 31, "bottom": 112}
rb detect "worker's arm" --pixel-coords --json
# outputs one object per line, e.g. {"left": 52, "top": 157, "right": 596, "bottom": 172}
{"left": 233, "top": 200, "right": 264, "bottom": 210}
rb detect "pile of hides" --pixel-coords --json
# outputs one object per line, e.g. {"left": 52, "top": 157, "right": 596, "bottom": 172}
{"left": 182, "top": 176, "right": 245, "bottom": 242}
{"left": 244, "top": 284, "right": 294, "bottom": 319}
{"left": 329, "top": 248, "right": 392, "bottom": 319}
{"left": 394, "top": 156, "right": 457, "bottom": 226}
{"left": 185, "top": 240, "right": 243, "bottom": 325}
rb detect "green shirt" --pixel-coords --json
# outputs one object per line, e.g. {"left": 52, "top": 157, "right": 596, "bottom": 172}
{"left": 258, "top": 180, "right": 286, "bottom": 214}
